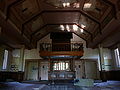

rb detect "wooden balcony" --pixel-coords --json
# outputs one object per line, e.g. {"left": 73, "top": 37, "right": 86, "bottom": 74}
{"left": 39, "top": 43, "right": 84, "bottom": 57}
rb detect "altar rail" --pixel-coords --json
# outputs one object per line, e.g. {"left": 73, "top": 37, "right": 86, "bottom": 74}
{"left": 48, "top": 71, "right": 75, "bottom": 80}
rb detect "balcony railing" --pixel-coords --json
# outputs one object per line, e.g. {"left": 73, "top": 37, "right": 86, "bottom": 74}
{"left": 39, "top": 43, "right": 83, "bottom": 51}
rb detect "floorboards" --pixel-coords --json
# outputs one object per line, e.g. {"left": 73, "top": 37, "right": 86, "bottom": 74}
{"left": 0, "top": 80, "right": 120, "bottom": 90}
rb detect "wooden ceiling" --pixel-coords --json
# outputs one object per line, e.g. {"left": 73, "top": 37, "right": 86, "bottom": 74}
{"left": 0, "top": 0, "right": 120, "bottom": 49}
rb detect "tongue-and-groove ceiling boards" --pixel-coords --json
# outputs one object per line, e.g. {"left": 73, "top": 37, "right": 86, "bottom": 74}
{"left": 0, "top": 0, "right": 119, "bottom": 48}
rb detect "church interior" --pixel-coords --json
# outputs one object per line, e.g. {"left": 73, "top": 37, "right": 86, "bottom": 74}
{"left": 0, "top": 0, "right": 120, "bottom": 90}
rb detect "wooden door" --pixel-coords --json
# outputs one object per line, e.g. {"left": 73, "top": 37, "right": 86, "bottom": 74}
{"left": 75, "top": 61, "right": 84, "bottom": 79}
{"left": 85, "top": 61, "right": 98, "bottom": 79}
{"left": 40, "top": 62, "right": 49, "bottom": 80}
{"left": 25, "top": 61, "right": 38, "bottom": 80}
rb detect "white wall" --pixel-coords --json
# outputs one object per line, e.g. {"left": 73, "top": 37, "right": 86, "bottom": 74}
{"left": 24, "top": 34, "right": 52, "bottom": 60}
{"left": 37, "top": 34, "right": 52, "bottom": 50}
{"left": 24, "top": 49, "right": 41, "bottom": 59}
{"left": 10, "top": 46, "right": 26, "bottom": 71}
{"left": 23, "top": 33, "right": 114, "bottom": 80}
{"left": 11, "top": 49, "right": 20, "bottom": 71}
{"left": 72, "top": 33, "right": 99, "bottom": 60}
{"left": 103, "top": 48, "right": 113, "bottom": 71}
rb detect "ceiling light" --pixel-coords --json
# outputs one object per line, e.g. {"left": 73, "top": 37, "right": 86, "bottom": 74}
{"left": 73, "top": 3, "right": 80, "bottom": 8}
{"left": 73, "top": 25, "right": 78, "bottom": 31}
{"left": 63, "top": 2, "right": 70, "bottom": 7}
{"left": 46, "top": 0, "right": 78, "bottom": 8}
{"left": 66, "top": 3, "right": 70, "bottom": 7}
{"left": 81, "top": 24, "right": 86, "bottom": 28}
{"left": 80, "top": 29, "right": 84, "bottom": 33}
{"left": 66, "top": 25, "right": 70, "bottom": 31}
{"left": 60, "top": 25, "right": 65, "bottom": 31}
{"left": 83, "top": 3, "right": 92, "bottom": 9}
{"left": 67, "top": 29, "right": 70, "bottom": 32}
{"left": 63, "top": 3, "right": 66, "bottom": 7}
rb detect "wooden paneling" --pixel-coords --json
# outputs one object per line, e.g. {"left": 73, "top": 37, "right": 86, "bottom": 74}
{"left": 100, "top": 70, "right": 120, "bottom": 81}
{"left": 0, "top": 0, "right": 118, "bottom": 49}
{"left": 0, "top": 71, "right": 24, "bottom": 82}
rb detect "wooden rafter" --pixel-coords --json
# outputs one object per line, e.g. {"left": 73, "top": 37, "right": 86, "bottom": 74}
{"left": 22, "top": 10, "right": 100, "bottom": 25}
{"left": 35, "top": 31, "right": 87, "bottom": 42}
{"left": 102, "top": 0, "right": 117, "bottom": 19}
{"left": 6, "top": 0, "right": 25, "bottom": 20}
{"left": 73, "top": 32, "right": 87, "bottom": 41}
{"left": 30, "top": 23, "right": 93, "bottom": 42}
{"left": 79, "top": 0, "right": 86, "bottom": 10}
{"left": 36, "top": 31, "right": 50, "bottom": 41}
{"left": 31, "top": 23, "right": 92, "bottom": 36}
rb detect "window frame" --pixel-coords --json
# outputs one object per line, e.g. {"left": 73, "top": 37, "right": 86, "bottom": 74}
{"left": 114, "top": 48, "right": 120, "bottom": 68}
{"left": 52, "top": 60, "right": 70, "bottom": 71}
{"left": 2, "top": 49, "right": 9, "bottom": 70}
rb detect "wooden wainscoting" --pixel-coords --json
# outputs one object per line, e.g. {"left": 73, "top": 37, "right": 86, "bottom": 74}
{"left": 100, "top": 70, "right": 120, "bottom": 81}
{"left": 0, "top": 71, "right": 24, "bottom": 82}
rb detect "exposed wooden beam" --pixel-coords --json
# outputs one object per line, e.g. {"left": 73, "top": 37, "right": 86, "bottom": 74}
{"left": 23, "top": 11, "right": 42, "bottom": 25}
{"left": 73, "top": 32, "right": 87, "bottom": 41}
{"left": 6, "top": 0, "right": 25, "bottom": 20}
{"left": 44, "top": 10, "right": 100, "bottom": 24}
{"left": 102, "top": 0, "right": 117, "bottom": 19}
{"left": 79, "top": 0, "right": 86, "bottom": 10}
{"left": 31, "top": 24, "right": 47, "bottom": 35}
{"left": 77, "top": 24, "right": 93, "bottom": 41}
{"left": 36, "top": 32, "right": 50, "bottom": 42}
{"left": 76, "top": 24, "right": 92, "bottom": 35}
{"left": 23, "top": 10, "right": 100, "bottom": 25}
{"left": 31, "top": 24, "right": 89, "bottom": 42}
{"left": 31, "top": 23, "right": 92, "bottom": 37}
{"left": 22, "top": 10, "right": 100, "bottom": 41}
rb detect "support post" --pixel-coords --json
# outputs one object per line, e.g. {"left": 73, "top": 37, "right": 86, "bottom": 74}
{"left": 98, "top": 45, "right": 106, "bottom": 81}
{"left": 19, "top": 45, "right": 25, "bottom": 71}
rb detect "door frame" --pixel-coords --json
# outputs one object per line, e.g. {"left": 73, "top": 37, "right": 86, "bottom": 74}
{"left": 24, "top": 59, "right": 39, "bottom": 80}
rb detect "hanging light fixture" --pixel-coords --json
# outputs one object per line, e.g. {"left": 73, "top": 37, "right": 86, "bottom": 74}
{"left": 60, "top": 25, "right": 65, "bottom": 31}
{"left": 81, "top": 24, "right": 86, "bottom": 28}
{"left": 62, "top": 2, "right": 70, "bottom": 7}
{"left": 66, "top": 25, "right": 70, "bottom": 32}
{"left": 80, "top": 29, "right": 84, "bottom": 33}
{"left": 46, "top": 0, "right": 79, "bottom": 8}
{"left": 84, "top": 3, "right": 92, "bottom": 9}
{"left": 73, "top": 25, "right": 78, "bottom": 31}
{"left": 83, "top": 0, "right": 96, "bottom": 10}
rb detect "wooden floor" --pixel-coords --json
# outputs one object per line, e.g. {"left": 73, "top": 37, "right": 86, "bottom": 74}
{"left": 0, "top": 81, "right": 120, "bottom": 90}
{"left": 42, "top": 85, "right": 77, "bottom": 90}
